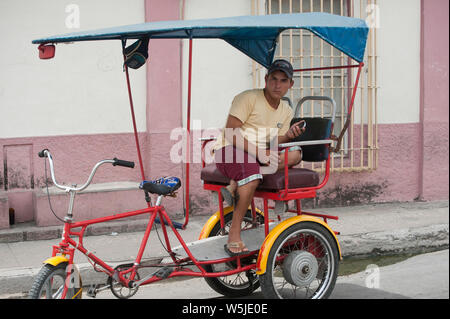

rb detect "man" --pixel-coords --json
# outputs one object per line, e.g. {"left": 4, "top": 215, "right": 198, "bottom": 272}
{"left": 213, "top": 59, "right": 305, "bottom": 256}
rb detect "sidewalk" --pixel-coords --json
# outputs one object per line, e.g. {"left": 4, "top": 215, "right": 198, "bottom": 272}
{"left": 0, "top": 200, "right": 448, "bottom": 296}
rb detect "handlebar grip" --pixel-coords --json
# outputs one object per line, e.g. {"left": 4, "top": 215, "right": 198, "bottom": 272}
{"left": 38, "top": 149, "right": 49, "bottom": 158}
{"left": 113, "top": 158, "right": 135, "bottom": 168}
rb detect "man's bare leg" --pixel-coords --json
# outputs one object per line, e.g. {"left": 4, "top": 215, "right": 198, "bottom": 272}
{"left": 277, "top": 149, "right": 302, "bottom": 171}
{"left": 226, "top": 179, "right": 260, "bottom": 253}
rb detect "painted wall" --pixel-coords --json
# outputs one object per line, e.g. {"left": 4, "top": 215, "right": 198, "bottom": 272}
{"left": 0, "top": 0, "right": 447, "bottom": 228}
{"left": 376, "top": 0, "right": 421, "bottom": 124}
{"left": 181, "top": 0, "right": 254, "bottom": 130}
{"left": 0, "top": 0, "right": 147, "bottom": 227}
{"left": 0, "top": 0, "right": 147, "bottom": 138}
{"left": 420, "top": 0, "right": 449, "bottom": 200}
{"left": 144, "top": 0, "right": 184, "bottom": 216}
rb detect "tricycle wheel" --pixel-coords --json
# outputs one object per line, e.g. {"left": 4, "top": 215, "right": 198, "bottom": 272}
{"left": 259, "top": 222, "right": 339, "bottom": 299}
{"left": 28, "top": 263, "right": 82, "bottom": 299}
{"left": 204, "top": 210, "right": 263, "bottom": 297}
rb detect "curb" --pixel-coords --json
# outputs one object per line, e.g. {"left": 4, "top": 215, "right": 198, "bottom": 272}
{"left": 339, "top": 224, "right": 449, "bottom": 257}
{"left": 0, "top": 223, "right": 448, "bottom": 297}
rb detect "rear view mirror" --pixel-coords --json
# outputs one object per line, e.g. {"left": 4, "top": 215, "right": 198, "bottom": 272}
{"left": 38, "top": 44, "right": 55, "bottom": 59}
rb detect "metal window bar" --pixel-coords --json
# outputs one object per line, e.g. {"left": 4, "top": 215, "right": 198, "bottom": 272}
{"left": 251, "top": 0, "right": 378, "bottom": 172}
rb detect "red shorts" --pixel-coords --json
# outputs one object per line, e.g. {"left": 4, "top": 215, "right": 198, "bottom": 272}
{"left": 215, "top": 146, "right": 262, "bottom": 187}
{"left": 214, "top": 145, "right": 302, "bottom": 186}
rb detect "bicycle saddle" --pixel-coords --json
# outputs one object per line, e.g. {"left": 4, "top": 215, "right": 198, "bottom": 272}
{"left": 140, "top": 177, "right": 181, "bottom": 195}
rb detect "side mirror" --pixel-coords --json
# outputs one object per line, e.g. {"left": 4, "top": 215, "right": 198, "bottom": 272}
{"left": 38, "top": 44, "right": 55, "bottom": 59}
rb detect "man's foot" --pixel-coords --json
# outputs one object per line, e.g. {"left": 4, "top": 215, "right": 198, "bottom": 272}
{"left": 224, "top": 241, "right": 249, "bottom": 257}
{"left": 221, "top": 180, "right": 239, "bottom": 207}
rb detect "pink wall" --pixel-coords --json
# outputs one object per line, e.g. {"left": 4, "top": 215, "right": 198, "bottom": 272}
{"left": 144, "top": 0, "right": 184, "bottom": 215}
{"left": 0, "top": 0, "right": 186, "bottom": 229}
{"left": 420, "top": 0, "right": 449, "bottom": 200}
{"left": 0, "top": 192, "right": 8, "bottom": 229}
{"left": 185, "top": 123, "right": 425, "bottom": 213}
{"left": 1, "top": 1, "right": 448, "bottom": 228}
{"left": 0, "top": 133, "right": 149, "bottom": 228}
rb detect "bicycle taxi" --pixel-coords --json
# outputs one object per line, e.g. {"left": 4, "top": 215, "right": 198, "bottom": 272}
{"left": 29, "top": 13, "right": 368, "bottom": 299}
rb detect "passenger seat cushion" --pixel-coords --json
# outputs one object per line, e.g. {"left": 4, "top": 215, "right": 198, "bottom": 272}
{"left": 258, "top": 168, "right": 320, "bottom": 190}
{"left": 201, "top": 164, "right": 319, "bottom": 190}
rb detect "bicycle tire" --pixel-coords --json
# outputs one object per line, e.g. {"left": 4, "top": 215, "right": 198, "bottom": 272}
{"left": 28, "top": 263, "right": 82, "bottom": 299}
{"left": 259, "top": 221, "right": 339, "bottom": 299}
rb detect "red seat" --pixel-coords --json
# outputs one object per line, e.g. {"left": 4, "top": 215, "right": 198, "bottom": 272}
{"left": 200, "top": 164, "right": 319, "bottom": 191}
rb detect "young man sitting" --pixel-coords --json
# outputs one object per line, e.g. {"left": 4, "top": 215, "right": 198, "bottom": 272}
{"left": 213, "top": 59, "right": 305, "bottom": 256}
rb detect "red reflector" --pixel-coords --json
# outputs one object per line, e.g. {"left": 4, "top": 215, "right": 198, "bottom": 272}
{"left": 38, "top": 44, "right": 55, "bottom": 59}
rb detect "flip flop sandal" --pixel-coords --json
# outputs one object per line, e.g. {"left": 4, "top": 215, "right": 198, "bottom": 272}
{"left": 220, "top": 187, "right": 239, "bottom": 207}
{"left": 224, "top": 241, "right": 249, "bottom": 257}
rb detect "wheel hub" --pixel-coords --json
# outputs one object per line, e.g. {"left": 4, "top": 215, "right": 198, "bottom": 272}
{"left": 282, "top": 251, "right": 319, "bottom": 287}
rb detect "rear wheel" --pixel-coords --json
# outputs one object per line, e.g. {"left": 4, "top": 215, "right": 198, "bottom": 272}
{"left": 259, "top": 222, "right": 339, "bottom": 299}
{"left": 203, "top": 209, "right": 263, "bottom": 297}
{"left": 28, "top": 263, "right": 82, "bottom": 299}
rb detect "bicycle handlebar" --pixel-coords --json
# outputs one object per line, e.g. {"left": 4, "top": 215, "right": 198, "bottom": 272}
{"left": 39, "top": 149, "right": 134, "bottom": 193}
{"left": 38, "top": 149, "right": 48, "bottom": 158}
{"left": 113, "top": 158, "right": 135, "bottom": 168}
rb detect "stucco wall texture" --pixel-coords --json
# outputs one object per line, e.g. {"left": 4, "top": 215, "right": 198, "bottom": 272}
{"left": 0, "top": 0, "right": 448, "bottom": 228}
{"left": 420, "top": 0, "right": 449, "bottom": 201}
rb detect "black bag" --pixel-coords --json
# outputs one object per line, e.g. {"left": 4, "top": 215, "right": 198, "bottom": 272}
{"left": 123, "top": 38, "right": 149, "bottom": 70}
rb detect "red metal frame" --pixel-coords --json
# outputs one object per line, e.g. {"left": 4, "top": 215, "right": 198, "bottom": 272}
{"left": 183, "top": 38, "right": 193, "bottom": 229}
{"left": 124, "top": 58, "right": 146, "bottom": 183}
{"left": 55, "top": 201, "right": 260, "bottom": 298}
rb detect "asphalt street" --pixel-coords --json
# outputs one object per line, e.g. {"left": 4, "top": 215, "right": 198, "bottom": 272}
{"left": 83, "top": 249, "right": 449, "bottom": 299}
{"left": 0, "top": 201, "right": 448, "bottom": 299}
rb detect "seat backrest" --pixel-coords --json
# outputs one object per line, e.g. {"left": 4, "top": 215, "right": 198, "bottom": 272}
{"left": 289, "top": 117, "right": 333, "bottom": 162}
{"left": 289, "top": 96, "right": 336, "bottom": 162}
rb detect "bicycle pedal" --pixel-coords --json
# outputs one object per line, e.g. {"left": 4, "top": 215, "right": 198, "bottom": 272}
{"left": 155, "top": 267, "right": 173, "bottom": 279}
{"left": 86, "top": 285, "right": 97, "bottom": 298}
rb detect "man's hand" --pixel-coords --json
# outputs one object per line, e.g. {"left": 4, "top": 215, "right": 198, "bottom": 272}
{"left": 285, "top": 120, "right": 306, "bottom": 140}
{"left": 259, "top": 149, "right": 280, "bottom": 166}
{"left": 258, "top": 149, "right": 279, "bottom": 174}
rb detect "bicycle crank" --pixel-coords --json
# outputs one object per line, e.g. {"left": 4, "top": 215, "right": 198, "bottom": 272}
{"left": 86, "top": 283, "right": 111, "bottom": 298}
{"left": 107, "top": 264, "right": 141, "bottom": 299}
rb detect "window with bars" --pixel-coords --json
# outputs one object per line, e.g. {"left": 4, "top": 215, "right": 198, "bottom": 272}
{"left": 251, "top": 0, "right": 378, "bottom": 172}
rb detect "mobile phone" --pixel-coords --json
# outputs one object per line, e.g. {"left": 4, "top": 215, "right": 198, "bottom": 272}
{"left": 297, "top": 120, "right": 306, "bottom": 129}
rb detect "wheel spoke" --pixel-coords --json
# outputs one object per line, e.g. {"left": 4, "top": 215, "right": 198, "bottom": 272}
{"left": 53, "top": 285, "right": 64, "bottom": 299}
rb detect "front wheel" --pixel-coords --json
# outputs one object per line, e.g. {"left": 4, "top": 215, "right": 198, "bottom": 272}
{"left": 28, "top": 263, "right": 82, "bottom": 299}
{"left": 259, "top": 222, "right": 339, "bottom": 299}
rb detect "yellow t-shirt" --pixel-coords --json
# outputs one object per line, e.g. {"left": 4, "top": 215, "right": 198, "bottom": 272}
{"left": 214, "top": 89, "right": 293, "bottom": 152}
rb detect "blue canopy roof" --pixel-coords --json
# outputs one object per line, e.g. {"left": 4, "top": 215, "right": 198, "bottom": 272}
{"left": 32, "top": 12, "right": 368, "bottom": 67}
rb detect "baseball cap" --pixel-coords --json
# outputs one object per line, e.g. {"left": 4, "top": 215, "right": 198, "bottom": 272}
{"left": 267, "top": 59, "right": 294, "bottom": 79}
